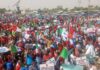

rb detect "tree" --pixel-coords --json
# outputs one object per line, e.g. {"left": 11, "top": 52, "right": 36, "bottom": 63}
{"left": 63, "top": 8, "right": 68, "bottom": 12}
{"left": 0, "top": 8, "right": 6, "bottom": 14}
{"left": 56, "top": 6, "right": 63, "bottom": 11}
{"left": 70, "top": 7, "right": 81, "bottom": 12}
{"left": 94, "top": 6, "right": 100, "bottom": 10}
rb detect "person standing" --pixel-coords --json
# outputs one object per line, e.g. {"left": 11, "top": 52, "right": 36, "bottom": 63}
{"left": 89, "top": 62, "right": 97, "bottom": 70}
{"left": 0, "top": 56, "right": 3, "bottom": 70}
{"left": 29, "top": 62, "right": 37, "bottom": 70}
{"left": 85, "top": 42, "right": 96, "bottom": 58}
{"left": 85, "top": 41, "right": 96, "bottom": 64}
{"left": 15, "top": 60, "right": 21, "bottom": 70}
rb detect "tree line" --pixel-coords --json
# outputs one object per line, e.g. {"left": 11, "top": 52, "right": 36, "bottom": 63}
{"left": 0, "top": 5, "right": 100, "bottom": 14}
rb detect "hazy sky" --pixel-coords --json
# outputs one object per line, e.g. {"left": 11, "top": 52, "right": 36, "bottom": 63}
{"left": 0, "top": 0, "right": 99, "bottom": 10}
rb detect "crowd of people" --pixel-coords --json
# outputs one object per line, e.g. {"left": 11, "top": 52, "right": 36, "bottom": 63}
{"left": 0, "top": 12, "right": 100, "bottom": 70}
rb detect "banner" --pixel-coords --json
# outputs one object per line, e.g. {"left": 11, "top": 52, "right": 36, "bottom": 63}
{"left": 40, "top": 63, "right": 54, "bottom": 70}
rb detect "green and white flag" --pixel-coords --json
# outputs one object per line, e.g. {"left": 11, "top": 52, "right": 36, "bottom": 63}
{"left": 58, "top": 28, "right": 63, "bottom": 35}
{"left": 10, "top": 45, "right": 18, "bottom": 53}
{"left": 60, "top": 47, "right": 68, "bottom": 59}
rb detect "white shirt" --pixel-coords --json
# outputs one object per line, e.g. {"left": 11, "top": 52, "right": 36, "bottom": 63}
{"left": 85, "top": 44, "right": 96, "bottom": 57}
{"left": 90, "top": 66, "right": 97, "bottom": 70}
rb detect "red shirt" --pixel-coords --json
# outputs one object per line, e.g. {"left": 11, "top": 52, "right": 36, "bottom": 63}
{"left": 0, "top": 58, "right": 3, "bottom": 70}
{"left": 15, "top": 63, "right": 21, "bottom": 70}
{"left": 49, "top": 53, "right": 54, "bottom": 59}
{"left": 43, "top": 55, "right": 49, "bottom": 61}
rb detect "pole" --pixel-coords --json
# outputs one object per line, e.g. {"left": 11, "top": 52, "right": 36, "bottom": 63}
{"left": 55, "top": 56, "right": 60, "bottom": 65}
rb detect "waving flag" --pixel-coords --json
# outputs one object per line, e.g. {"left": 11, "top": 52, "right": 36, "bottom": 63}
{"left": 10, "top": 45, "right": 18, "bottom": 53}
{"left": 60, "top": 47, "right": 68, "bottom": 59}
{"left": 58, "top": 28, "right": 63, "bottom": 35}
{"left": 68, "top": 24, "right": 75, "bottom": 39}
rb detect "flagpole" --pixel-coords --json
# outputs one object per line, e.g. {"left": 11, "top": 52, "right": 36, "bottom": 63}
{"left": 55, "top": 56, "right": 60, "bottom": 65}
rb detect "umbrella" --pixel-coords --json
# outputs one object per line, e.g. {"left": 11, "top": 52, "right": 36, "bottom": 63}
{"left": 0, "top": 47, "right": 10, "bottom": 53}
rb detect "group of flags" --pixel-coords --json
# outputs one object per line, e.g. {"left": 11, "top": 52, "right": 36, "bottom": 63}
{"left": 0, "top": 15, "right": 97, "bottom": 61}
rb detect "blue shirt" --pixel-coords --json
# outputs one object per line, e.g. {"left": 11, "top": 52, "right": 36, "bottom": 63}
{"left": 26, "top": 54, "right": 33, "bottom": 65}
{"left": 6, "top": 62, "right": 13, "bottom": 70}
{"left": 21, "top": 67, "right": 28, "bottom": 70}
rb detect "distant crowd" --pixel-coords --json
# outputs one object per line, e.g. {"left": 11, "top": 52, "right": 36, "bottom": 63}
{"left": 0, "top": 13, "right": 100, "bottom": 70}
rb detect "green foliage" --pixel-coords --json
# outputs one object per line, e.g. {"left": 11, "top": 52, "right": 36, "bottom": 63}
{"left": 0, "top": 8, "right": 6, "bottom": 14}
{"left": 70, "top": 6, "right": 100, "bottom": 12}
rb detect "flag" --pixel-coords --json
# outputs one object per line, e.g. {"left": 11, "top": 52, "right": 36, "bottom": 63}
{"left": 21, "top": 25, "right": 25, "bottom": 30}
{"left": 68, "top": 24, "right": 75, "bottom": 39}
{"left": 89, "top": 21, "right": 93, "bottom": 27}
{"left": 36, "top": 43, "right": 38, "bottom": 48}
{"left": 69, "top": 25, "right": 74, "bottom": 35}
{"left": 12, "top": 31, "right": 16, "bottom": 36}
{"left": 35, "top": 31, "right": 39, "bottom": 36}
{"left": 11, "top": 45, "right": 18, "bottom": 53}
{"left": 58, "top": 28, "right": 63, "bottom": 35}
{"left": 30, "top": 22, "right": 34, "bottom": 27}
{"left": 11, "top": 24, "right": 17, "bottom": 32}
{"left": 54, "top": 25, "right": 58, "bottom": 32}
{"left": 46, "top": 57, "right": 55, "bottom": 63}
{"left": 60, "top": 48, "right": 68, "bottom": 59}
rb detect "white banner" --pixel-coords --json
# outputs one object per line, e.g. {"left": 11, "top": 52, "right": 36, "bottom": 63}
{"left": 40, "top": 63, "right": 55, "bottom": 70}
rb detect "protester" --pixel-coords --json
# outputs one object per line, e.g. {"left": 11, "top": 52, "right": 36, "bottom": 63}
{"left": 29, "top": 62, "right": 37, "bottom": 70}
{"left": 0, "top": 12, "right": 100, "bottom": 70}
{"left": 0, "top": 56, "right": 3, "bottom": 70}
{"left": 89, "top": 62, "right": 97, "bottom": 70}
{"left": 15, "top": 60, "right": 21, "bottom": 70}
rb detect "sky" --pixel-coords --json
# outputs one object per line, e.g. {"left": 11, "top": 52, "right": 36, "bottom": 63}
{"left": 0, "top": 0, "right": 100, "bottom": 10}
